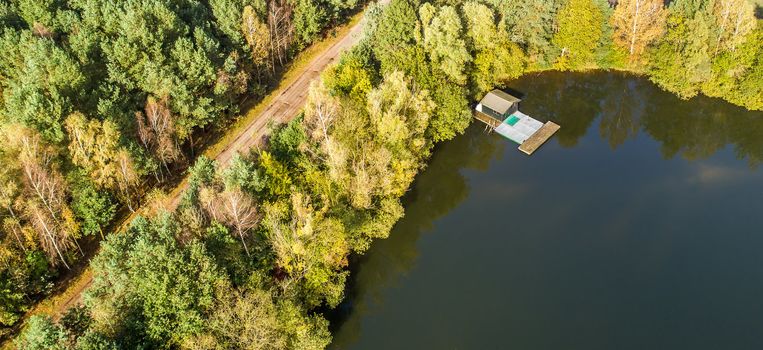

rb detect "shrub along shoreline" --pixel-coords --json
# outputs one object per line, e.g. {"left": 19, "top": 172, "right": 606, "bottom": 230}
{"left": 11, "top": 0, "right": 763, "bottom": 348}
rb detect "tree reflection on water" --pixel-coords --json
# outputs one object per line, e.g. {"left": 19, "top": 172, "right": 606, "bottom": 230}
{"left": 515, "top": 70, "right": 763, "bottom": 165}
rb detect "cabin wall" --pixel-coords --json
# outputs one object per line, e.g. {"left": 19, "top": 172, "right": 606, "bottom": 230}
{"left": 507, "top": 103, "right": 519, "bottom": 117}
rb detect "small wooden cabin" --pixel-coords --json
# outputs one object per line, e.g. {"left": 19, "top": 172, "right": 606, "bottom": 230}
{"left": 475, "top": 90, "right": 521, "bottom": 121}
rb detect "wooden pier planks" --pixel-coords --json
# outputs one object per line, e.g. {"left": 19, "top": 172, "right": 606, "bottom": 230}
{"left": 473, "top": 111, "right": 502, "bottom": 128}
{"left": 518, "top": 121, "right": 560, "bottom": 155}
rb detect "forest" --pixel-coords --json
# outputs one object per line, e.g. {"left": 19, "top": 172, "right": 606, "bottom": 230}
{"left": 2, "top": 0, "right": 762, "bottom": 348}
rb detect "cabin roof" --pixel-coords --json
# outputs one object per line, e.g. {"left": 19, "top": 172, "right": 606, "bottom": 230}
{"left": 479, "top": 89, "right": 521, "bottom": 115}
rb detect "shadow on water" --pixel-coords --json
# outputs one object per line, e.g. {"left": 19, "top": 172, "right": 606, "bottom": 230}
{"left": 327, "top": 125, "right": 505, "bottom": 348}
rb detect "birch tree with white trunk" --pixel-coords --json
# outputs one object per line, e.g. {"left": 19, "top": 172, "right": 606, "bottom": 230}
{"left": 611, "top": 0, "right": 667, "bottom": 62}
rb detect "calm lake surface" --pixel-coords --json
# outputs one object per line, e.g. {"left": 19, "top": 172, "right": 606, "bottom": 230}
{"left": 329, "top": 71, "right": 763, "bottom": 350}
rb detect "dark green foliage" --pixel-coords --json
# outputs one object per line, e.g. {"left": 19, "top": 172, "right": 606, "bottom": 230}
{"left": 14, "top": 315, "right": 68, "bottom": 350}
{"left": 70, "top": 0, "right": 235, "bottom": 136}
{"left": 293, "top": 0, "right": 329, "bottom": 47}
{"left": 269, "top": 117, "right": 308, "bottom": 164}
{"left": 0, "top": 30, "right": 85, "bottom": 142}
{"left": 203, "top": 222, "right": 253, "bottom": 285}
{"left": 73, "top": 330, "right": 119, "bottom": 350}
{"left": 86, "top": 214, "right": 225, "bottom": 346}
{"left": 372, "top": 0, "right": 420, "bottom": 73}
{"left": 0, "top": 251, "right": 55, "bottom": 326}
{"left": 188, "top": 155, "right": 218, "bottom": 187}
{"left": 488, "top": 0, "right": 562, "bottom": 66}
{"left": 181, "top": 155, "right": 218, "bottom": 209}
{"left": 24, "top": 251, "right": 55, "bottom": 290}
{"left": 60, "top": 305, "right": 92, "bottom": 338}
{"left": 593, "top": 0, "right": 622, "bottom": 69}
{"left": 0, "top": 272, "right": 26, "bottom": 326}
{"left": 293, "top": 0, "right": 358, "bottom": 48}
{"left": 69, "top": 173, "right": 116, "bottom": 238}
{"left": 0, "top": 2, "right": 23, "bottom": 29}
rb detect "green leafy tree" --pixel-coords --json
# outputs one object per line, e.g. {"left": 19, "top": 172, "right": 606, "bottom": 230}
{"left": 69, "top": 172, "right": 115, "bottom": 238}
{"left": 323, "top": 52, "right": 374, "bottom": 102}
{"left": 552, "top": 0, "right": 604, "bottom": 69}
{"left": 293, "top": 0, "right": 328, "bottom": 48}
{"left": 221, "top": 154, "right": 260, "bottom": 193}
{"left": 189, "top": 155, "right": 219, "bottom": 188}
{"left": 60, "top": 305, "right": 93, "bottom": 339}
{"left": 269, "top": 118, "right": 308, "bottom": 164}
{"left": 14, "top": 315, "right": 68, "bottom": 350}
{"left": 262, "top": 193, "right": 349, "bottom": 308}
{"left": 0, "top": 31, "right": 85, "bottom": 142}
{"left": 186, "top": 284, "right": 330, "bottom": 350}
{"left": 488, "top": 0, "right": 562, "bottom": 66}
{"left": 65, "top": 112, "right": 136, "bottom": 192}
{"left": 372, "top": 0, "right": 420, "bottom": 74}
{"left": 648, "top": 1, "right": 713, "bottom": 98}
{"left": 418, "top": 4, "right": 471, "bottom": 84}
{"left": 74, "top": 330, "right": 119, "bottom": 350}
{"left": 86, "top": 214, "right": 225, "bottom": 346}
{"left": 0, "top": 271, "right": 27, "bottom": 326}
{"left": 200, "top": 185, "right": 259, "bottom": 257}
{"left": 74, "top": 0, "right": 238, "bottom": 139}
{"left": 188, "top": 286, "right": 284, "bottom": 350}
{"left": 593, "top": 0, "right": 624, "bottom": 68}
{"left": 242, "top": 4, "right": 271, "bottom": 67}
{"left": 703, "top": 22, "right": 763, "bottom": 109}
{"left": 426, "top": 81, "right": 472, "bottom": 142}
{"left": 257, "top": 151, "right": 293, "bottom": 199}
{"left": 462, "top": 1, "right": 526, "bottom": 93}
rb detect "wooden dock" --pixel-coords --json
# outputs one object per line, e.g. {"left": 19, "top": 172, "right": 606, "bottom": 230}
{"left": 472, "top": 109, "right": 560, "bottom": 155}
{"left": 473, "top": 89, "right": 560, "bottom": 155}
{"left": 518, "top": 121, "right": 560, "bottom": 155}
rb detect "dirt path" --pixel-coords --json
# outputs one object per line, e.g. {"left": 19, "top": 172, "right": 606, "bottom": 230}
{"left": 168, "top": 10, "right": 367, "bottom": 208}
{"left": 4, "top": 5, "right": 380, "bottom": 342}
{"left": 88, "top": 15, "right": 366, "bottom": 304}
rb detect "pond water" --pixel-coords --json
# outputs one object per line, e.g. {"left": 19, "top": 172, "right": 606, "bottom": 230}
{"left": 329, "top": 71, "right": 763, "bottom": 350}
